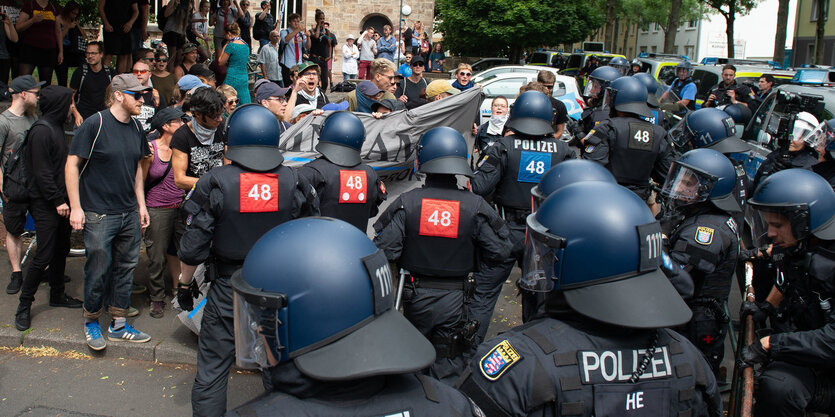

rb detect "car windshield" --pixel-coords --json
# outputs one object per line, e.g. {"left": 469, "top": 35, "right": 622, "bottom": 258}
{"left": 529, "top": 52, "right": 549, "bottom": 64}
{"left": 566, "top": 55, "right": 582, "bottom": 69}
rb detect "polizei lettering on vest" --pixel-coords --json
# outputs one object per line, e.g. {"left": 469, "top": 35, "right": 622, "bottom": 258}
{"left": 513, "top": 139, "right": 559, "bottom": 153}
{"left": 578, "top": 346, "right": 672, "bottom": 384}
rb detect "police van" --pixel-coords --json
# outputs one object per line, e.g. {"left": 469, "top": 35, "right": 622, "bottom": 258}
{"left": 691, "top": 64, "right": 796, "bottom": 109}
{"left": 633, "top": 53, "right": 692, "bottom": 86}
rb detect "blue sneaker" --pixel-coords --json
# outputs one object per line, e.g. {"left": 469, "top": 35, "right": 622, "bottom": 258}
{"left": 84, "top": 322, "right": 107, "bottom": 351}
{"left": 107, "top": 323, "right": 151, "bottom": 343}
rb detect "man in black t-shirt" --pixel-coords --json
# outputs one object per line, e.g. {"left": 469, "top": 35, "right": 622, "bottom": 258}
{"left": 537, "top": 71, "right": 568, "bottom": 137}
{"left": 70, "top": 42, "right": 116, "bottom": 120}
{"left": 100, "top": 0, "right": 139, "bottom": 73}
{"left": 170, "top": 87, "right": 226, "bottom": 190}
{"left": 308, "top": 10, "right": 332, "bottom": 92}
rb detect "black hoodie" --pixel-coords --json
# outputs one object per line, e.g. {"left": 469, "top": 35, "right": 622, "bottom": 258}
{"left": 25, "top": 85, "right": 74, "bottom": 207}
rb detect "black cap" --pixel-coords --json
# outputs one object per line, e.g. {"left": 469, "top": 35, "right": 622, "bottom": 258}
{"left": 9, "top": 75, "right": 45, "bottom": 94}
{"left": 371, "top": 99, "right": 405, "bottom": 113}
{"left": 410, "top": 55, "right": 425, "bottom": 66}
{"left": 188, "top": 64, "right": 215, "bottom": 78}
{"left": 148, "top": 107, "right": 185, "bottom": 132}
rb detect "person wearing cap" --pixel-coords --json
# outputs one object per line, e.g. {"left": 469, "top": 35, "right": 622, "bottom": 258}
{"left": 170, "top": 87, "right": 226, "bottom": 191}
{"left": 70, "top": 41, "right": 117, "bottom": 120}
{"left": 353, "top": 80, "right": 384, "bottom": 113}
{"left": 189, "top": 63, "right": 217, "bottom": 88}
{"left": 288, "top": 103, "right": 316, "bottom": 123}
{"left": 737, "top": 169, "right": 835, "bottom": 417}
{"left": 289, "top": 61, "right": 329, "bottom": 109}
{"left": 458, "top": 181, "right": 722, "bottom": 416}
{"left": 66, "top": 74, "right": 154, "bottom": 351}
{"left": 341, "top": 33, "right": 359, "bottom": 81}
{"left": 346, "top": 58, "right": 396, "bottom": 111}
{"left": 257, "top": 30, "right": 283, "bottom": 86}
{"left": 581, "top": 76, "right": 674, "bottom": 209}
{"left": 138, "top": 107, "right": 186, "bottom": 319}
{"left": 371, "top": 98, "right": 405, "bottom": 118}
{"left": 174, "top": 42, "right": 199, "bottom": 80}
{"left": 395, "top": 54, "right": 428, "bottom": 109}
{"left": 174, "top": 104, "right": 318, "bottom": 417}
{"left": 425, "top": 79, "right": 459, "bottom": 102}
{"left": 299, "top": 111, "right": 385, "bottom": 231}
{"left": 13, "top": 85, "right": 83, "bottom": 332}
{"left": 224, "top": 217, "right": 484, "bottom": 416}
{"left": 0, "top": 75, "right": 42, "bottom": 295}
{"left": 374, "top": 126, "right": 511, "bottom": 385}
{"left": 470, "top": 91, "right": 576, "bottom": 346}
{"left": 255, "top": 81, "right": 293, "bottom": 132}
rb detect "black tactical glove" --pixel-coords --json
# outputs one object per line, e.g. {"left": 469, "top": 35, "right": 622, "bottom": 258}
{"left": 738, "top": 248, "right": 762, "bottom": 262}
{"left": 177, "top": 280, "right": 200, "bottom": 311}
{"left": 660, "top": 212, "right": 685, "bottom": 237}
{"left": 741, "top": 301, "right": 776, "bottom": 327}
{"left": 738, "top": 338, "right": 769, "bottom": 368}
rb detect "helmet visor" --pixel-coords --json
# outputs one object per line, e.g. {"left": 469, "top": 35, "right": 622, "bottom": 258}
{"left": 800, "top": 121, "right": 829, "bottom": 149}
{"left": 519, "top": 214, "right": 566, "bottom": 293}
{"left": 584, "top": 78, "right": 605, "bottom": 99}
{"left": 661, "top": 162, "right": 717, "bottom": 205}
{"left": 746, "top": 202, "right": 812, "bottom": 247}
{"left": 233, "top": 293, "right": 283, "bottom": 369}
{"left": 666, "top": 117, "right": 693, "bottom": 150}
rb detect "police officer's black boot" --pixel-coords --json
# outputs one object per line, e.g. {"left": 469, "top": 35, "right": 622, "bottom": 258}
{"left": 14, "top": 302, "right": 31, "bottom": 331}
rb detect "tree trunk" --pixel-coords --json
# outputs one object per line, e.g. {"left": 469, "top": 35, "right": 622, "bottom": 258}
{"left": 510, "top": 44, "right": 521, "bottom": 65}
{"left": 621, "top": 21, "right": 631, "bottom": 55}
{"left": 773, "top": 0, "right": 790, "bottom": 64}
{"left": 815, "top": 0, "right": 827, "bottom": 64}
{"left": 725, "top": 7, "right": 735, "bottom": 58}
{"left": 664, "top": 0, "right": 683, "bottom": 54}
{"left": 604, "top": 0, "right": 616, "bottom": 51}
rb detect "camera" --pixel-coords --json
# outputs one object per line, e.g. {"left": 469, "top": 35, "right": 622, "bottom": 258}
{"left": 765, "top": 91, "right": 824, "bottom": 154}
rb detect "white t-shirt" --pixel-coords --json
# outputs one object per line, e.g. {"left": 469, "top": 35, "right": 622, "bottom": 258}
{"left": 192, "top": 12, "right": 208, "bottom": 36}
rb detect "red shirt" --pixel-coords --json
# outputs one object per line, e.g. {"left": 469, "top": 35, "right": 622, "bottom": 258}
{"left": 20, "top": 0, "right": 58, "bottom": 48}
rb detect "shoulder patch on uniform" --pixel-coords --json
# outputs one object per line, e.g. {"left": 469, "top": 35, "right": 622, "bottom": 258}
{"left": 584, "top": 145, "right": 595, "bottom": 153}
{"left": 695, "top": 226, "right": 714, "bottom": 245}
{"left": 480, "top": 339, "right": 521, "bottom": 381}
{"left": 477, "top": 155, "right": 489, "bottom": 168}
{"left": 725, "top": 217, "right": 737, "bottom": 234}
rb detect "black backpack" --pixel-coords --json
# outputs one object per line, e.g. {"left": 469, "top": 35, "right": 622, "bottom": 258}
{"left": 3, "top": 120, "right": 50, "bottom": 203}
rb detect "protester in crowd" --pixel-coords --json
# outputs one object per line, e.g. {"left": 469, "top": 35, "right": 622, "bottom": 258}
{"left": 389, "top": 73, "right": 402, "bottom": 95}
{"left": 99, "top": 0, "right": 137, "bottom": 73}
{"left": 173, "top": 42, "right": 198, "bottom": 79}
{"left": 537, "top": 70, "right": 568, "bottom": 138}
{"left": 162, "top": 0, "right": 191, "bottom": 73}
{"left": 324, "top": 21, "right": 337, "bottom": 87}
{"left": 210, "top": 0, "right": 242, "bottom": 54}
{"left": 395, "top": 55, "right": 427, "bottom": 109}
{"left": 289, "top": 103, "right": 316, "bottom": 123}
{"left": 346, "top": 58, "right": 396, "bottom": 111}
{"left": 216, "top": 84, "right": 238, "bottom": 117}
{"left": 357, "top": 26, "right": 376, "bottom": 79}
{"left": 236, "top": 0, "right": 251, "bottom": 52}
{"left": 397, "top": 51, "right": 412, "bottom": 77}
{"left": 189, "top": 1, "right": 211, "bottom": 62}
{"left": 252, "top": 0, "right": 274, "bottom": 47}
{"left": 133, "top": 58, "right": 165, "bottom": 131}
{"left": 307, "top": 9, "right": 332, "bottom": 91}
{"left": 0, "top": 7, "right": 17, "bottom": 86}
{"left": 133, "top": 47, "right": 155, "bottom": 68}
{"left": 376, "top": 24, "right": 395, "bottom": 62}
{"left": 140, "top": 107, "right": 186, "bottom": 319}
{"left": 341, "top": 33, "right": 358, "bottom": 81}
{"left": 70, "top": 41, "right": 116, "bottom": 120}
{"left": 428, "top": 42, "right": 445, "bottom": 72}
{"left": 279, "top": 13, "right": 308, "bottom": 87}
{"left": 402, "top": 20, "right": 424, "bottom": 55}
{"left": 256, "top": 81, "right": 292, "bottom": 132}
{"left": 371, "top": 97, "right": 404, "bottom": 118}
{"left": 418, "top": 32, "right": 430, "bottom": 63}
{"left": 452, "top": 63, "right": 475, "bottom": 91}
{"left": 0, "top": 75, "right": 41, "bottom": 295}
{"left": 170, "top": 87, "right": 225, "bottom": 191}
{"left": 472, "top": 96, "right": 508, "bottom": 155}
{"left": 290, "top": 61, "right": 329, "bottom": 108}
{"left": 1, "top": 0, "right": 22, "bottom": 84}
{"left": 15, "top": 0, "right": 61, "bottom": 85}
{"left": 217, "top": 22, "right": 250, "bottom": 104}
{"left": 189, "top": 63, "right": 216, "bottom": 88}
{"left": 257, "top": 30, "right": 282, "bottom": 85}
{"left": 426, "top": 79, "right": 459, "bottom": 102}
{"left": 14, "top": 85, "right": 81, "bottom": 332}
{"left": 353, "top": 80, "right": 384, "bottom": 113}
{"left": 174, "top": 74, "right": 208, "bottom": 108}
{"left": 55, "top": 3, "right": 82, "bottom": 87}
{"left": 151, "top": 50, "right": 178, "bottom": 106}
{"left": 66, "top": 74, "right": 153, "bottom": 351}
{"left": 130, "top": 0, "right": 148, "bottom": 52}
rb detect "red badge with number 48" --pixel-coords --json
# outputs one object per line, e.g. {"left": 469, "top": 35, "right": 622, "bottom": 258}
{"left": 239, "top": 173, "right": 278, "bottom": 213}
{"left": 419, "top": 198, "right": 460, "bottom": 239}
{"left": 339, "top": 170, "right": 367, "bottom": 203}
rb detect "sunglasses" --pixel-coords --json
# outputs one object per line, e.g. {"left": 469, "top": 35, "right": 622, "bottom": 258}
{"left": 133, "top": 69, "right": 150, "bottom": 75}
{"left": 142, "top": 57, "right": 154, "bottom": 62}
{"left": 121, "top": 90, "right": 143, "bottom": 98}
{"left": 411, "top": 62, "right": 424, "bottom": 67}
{"left": 458, "top": 72, "right": 472, "bottom": 77}
{"left": 227, "top": 98, "right": 239, "bottom": 105}
{"left": 542, "top": 83, "right": 554, "bottom": 90}
{"left": 155, "top": 58, "right": 168, "bottom": 62}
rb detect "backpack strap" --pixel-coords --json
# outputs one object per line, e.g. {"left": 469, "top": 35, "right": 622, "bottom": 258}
{"left": 79, "top": 112, "right": 103, "bottom": 178}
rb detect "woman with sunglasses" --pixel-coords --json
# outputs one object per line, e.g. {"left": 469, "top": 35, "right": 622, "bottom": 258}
{"left": 151, "top": 50, "right": 178, "bottom": 106}
{"left": 216, "top": 84, "right": 238, "bottom": 117}
{"left": 451, "top": 63, "right": 475, "bottom": 91}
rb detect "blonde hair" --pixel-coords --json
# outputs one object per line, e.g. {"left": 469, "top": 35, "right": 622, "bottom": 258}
{"left": 216, "top": 84, "right": 237, "bottom": 99}
{"left": 225, "top": 22, "right": 241, "bottom": 36}
{"left": 456, "top": 63, "right": 473, "bottom": 73}
{"left": 370, "top": 58, "right": 395, "bottom": 77}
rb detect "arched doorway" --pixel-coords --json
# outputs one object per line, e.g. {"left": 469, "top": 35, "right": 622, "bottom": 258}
{"left": 359, "top": 14, "right": 392, "bottom": 37}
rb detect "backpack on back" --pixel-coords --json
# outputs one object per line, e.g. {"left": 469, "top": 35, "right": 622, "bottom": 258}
{"left": 3, "top": 120, "right": 50, "bottom": 203}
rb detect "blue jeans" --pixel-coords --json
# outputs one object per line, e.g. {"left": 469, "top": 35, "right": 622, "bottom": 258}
{"left": 258, "top": 38, "right": 270, "bottom": 48}
{"left": 82, "top": 211, "right": 141, "bottom": 319}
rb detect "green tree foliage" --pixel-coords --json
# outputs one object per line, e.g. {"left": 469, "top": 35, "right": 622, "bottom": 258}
{"left": 55, "top": 0, "right": 100, "bottom": 26}
{"left": 622, "top": 0, "right": 703, "bottom": 53}
{"left": 700, "top": 0, "right": 760, "bottom": 58}
{"left": 435, "top": 0, "right": 603, "bottom": 61}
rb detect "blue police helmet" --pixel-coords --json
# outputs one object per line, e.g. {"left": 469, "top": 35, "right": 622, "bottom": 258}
{"left": 521, "top": 182, "right": 692, "bottom": 328}
{"left": 671, "top": 108, "right": 749, "bottom": 154}
{"left": 316, "top": 111, "right": 366, "bottom": 166}
{"left": 606, "top": 76, "right": 653, "bottom": 118}
{"left": 531, "top": 160, "right": 615, "bottom": 209}
{"left": 661, "top": 148, "right": 741, "bottom": 213}
{"left": 609, "top": 56, "right": 630, "bottom": 75}
{"left": 224, "top": 104, "right": 284, "bottom": 171}
{"left": 505, "top": 90, "right": 554, "bottom": 137}
{"left": 416, "top": 127, "right": 472, "bottom": 177}
{"left": 676, "top": 61, "right": 694, "bottom": 75}
{"left": 633, "top": 72, "right": 660, "bottom": 107}
{"left": 231, "top": 217, "right": 435, "bottom": 378}
{"left": 748, "top": 169, "right": 835, "bottom": 241}
{"left": 588, "top": 65, "right": 622, "bottom": 84}
{"left": 721, "top": 103, "right": 753, "bottom": 126}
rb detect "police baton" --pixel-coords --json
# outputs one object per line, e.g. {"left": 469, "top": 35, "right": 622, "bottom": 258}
{"left": 741, "top": 261, "right": 756, "bottom": 417}
{"left": 395, "top": 268, "right": 409, "bottom": 311}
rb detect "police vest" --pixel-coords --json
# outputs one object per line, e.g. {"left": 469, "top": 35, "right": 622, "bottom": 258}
{"left": 604, "top": 117, "right": 668, "bottom": 188}
{"left": 670, "top": 211, "right": 739, "bottom": 302}
{"left": 778, "top": 241, "right": 835, "bottom": 331}
{"left": 494, "top": 135, "right": 573, "bottom": 211}
{"left": 228, "top": 373, "right": 483, "bottom": 417}
{"left": 303, "top": 157, "right": 380, "bottom": 231}
{"left": 459, "top": 318, "right": 719, "bottom": 417}
{"left": 641, "top": 107, "right": 667, "bottom": 128}
{"left": 211, "top": 164, "right": 299, "bottom": 261}
{"left": 580, "top": 106, "right": 609, "bottom": 134}
{"left": 670, "top": 79, "right": 695, "bottom": 111}
{"left": 399, "top": 186, "right": 480, "bottom": 277}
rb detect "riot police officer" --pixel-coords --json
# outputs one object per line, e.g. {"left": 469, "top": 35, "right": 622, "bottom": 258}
{"left": 470, "top": 90, "right": 576, "bottom": 344}
{"left": 582, "top": 76, "right": 674, "bottom": 209}
{"left": 176, "top": 104, "right": 318, "bottom": 417}
{"left": 298, "top": 111, "right": 386, "bottom": 232}
{"left": 659, "top": 148, "right": 740, "bottom": 375}
{"left": 579, "top": 65, "right": 622, "bottom": 134}
{"left": 662, "top": 61, "right": 697, "bottom": 113}
{"left": 738, "top": 169, "right": 835, "bottom": 417}
{"left": 752, "top": 111, "right": 821, "bottom": 190}
{"left": 720, "top": 103, "right": 752, "bottom": 137}
{"left": 609, "top": 56, "right": 630, "bottom": 76}
{"left": 633, "top": 72, "right": 670, "bottom": 129}
{"left": 458, "top": 181, "right": 722, "bottom": 417}
{"left": 813, "top": 119, "right": 835, "bottom": 188}
{"left": 374, "top": 127, "right": 512, "bottom": 384}
{"left": 226, "top": 218, "right": 485, "bottom": 416}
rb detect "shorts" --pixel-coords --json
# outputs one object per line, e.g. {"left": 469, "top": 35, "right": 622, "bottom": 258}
{"left": 2, "top": 199, "right": 28, "bottom": 236}
{"left": 19, "top": 45, "right": 57, "bottom": 67}
{"left": 103, "top": 31, "right": 132, "bottom": 55}
{"left": 162, "top": 31, "right": 186, "bottom": 49}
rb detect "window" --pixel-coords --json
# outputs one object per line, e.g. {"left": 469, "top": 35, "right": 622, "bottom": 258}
{"left": 550, "top": 81, "right": 567, "bottom": 98}
{"left": 684, "top": 45, "right": 695, "bottom": 58}
{"left": 811, "top": 0, "right": 830, "bottom": 21}
{"left": 657, "top": 65, "right": 677, "bottom": 85}
{"left": 692, "top": 69, "right": 719, "bottom": 101}
{"left": 483, "top": 78, "right": 528, "bottom": 98}
{"left": 640, "top": 46, "right": 648, "bottom": 53}
{"left": 651, "top": 46, "right": 658, "bottom": 53}
{"left": 687, "top": 20, "right": 697, "bottom": 28}
{"left": 653, "top": 23, "right": 660, "bottom": 32}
